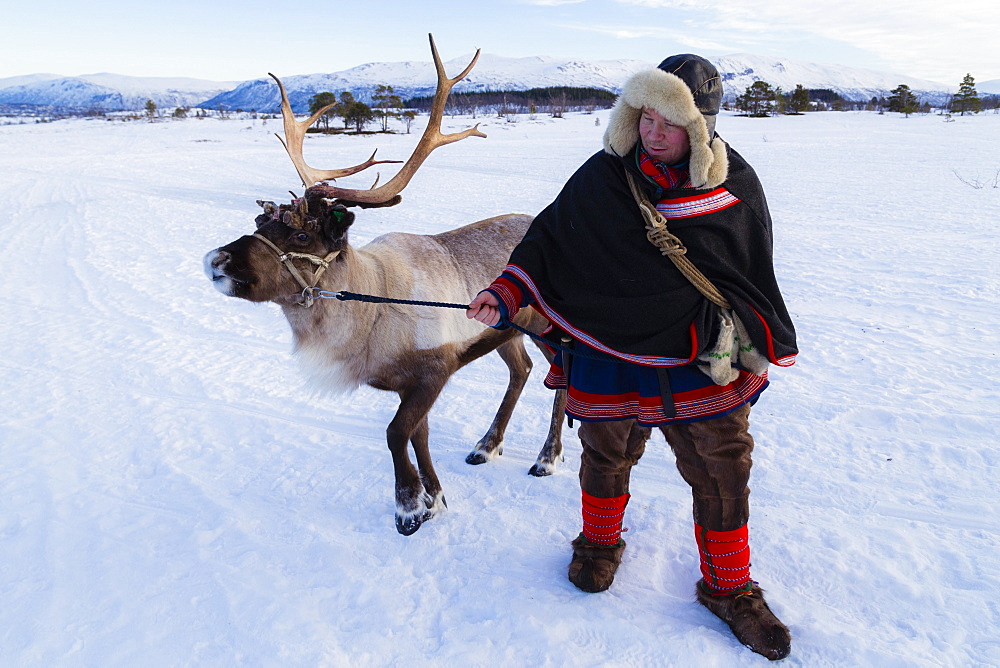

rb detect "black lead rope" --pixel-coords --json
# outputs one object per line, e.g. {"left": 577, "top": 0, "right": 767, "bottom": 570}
{"left": 315, "top": 289, "right": 471, "bottom": 310}
{"left": 313, "top": 289, "right": 608, "bottom": 362}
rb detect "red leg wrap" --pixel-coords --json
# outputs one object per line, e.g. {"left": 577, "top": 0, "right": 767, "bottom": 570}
{"left": 695, "top": 523, "right": 752, "bottom": 595}
{"left": 581, "top": 490, "right": 629, "bottom": 546}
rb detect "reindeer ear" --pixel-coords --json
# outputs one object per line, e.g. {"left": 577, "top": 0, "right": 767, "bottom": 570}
{"left": 255, "top": 200, "right": 279, "bottom": 228}
{"left": 322, "top": 204, "right": 355, "bottom": 243}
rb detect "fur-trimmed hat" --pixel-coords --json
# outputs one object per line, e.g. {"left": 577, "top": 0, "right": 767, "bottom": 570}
{"left": 603, "top": 54, "right": 728, "bottom": 189}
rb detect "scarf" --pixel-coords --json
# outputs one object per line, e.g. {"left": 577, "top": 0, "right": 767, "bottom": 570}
{"left": 636, "top": 144, "right": 691, "bottom": 190}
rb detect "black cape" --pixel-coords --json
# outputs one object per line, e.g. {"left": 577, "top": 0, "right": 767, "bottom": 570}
{"left": 507, "top": 141, "right": 797, "bottom": 366}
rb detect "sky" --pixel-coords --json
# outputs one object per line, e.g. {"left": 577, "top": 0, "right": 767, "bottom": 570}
{"left": 2, "top": 0, "right": 997, "bottom": 86}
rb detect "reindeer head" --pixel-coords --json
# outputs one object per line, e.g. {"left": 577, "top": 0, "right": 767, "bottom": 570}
{"left": 204, "top": 194, "right": 354, "bottom": 306}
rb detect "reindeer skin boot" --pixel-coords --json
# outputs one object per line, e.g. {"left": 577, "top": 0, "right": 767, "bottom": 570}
{"left": 696, "top": 580, "right": 791, "bottom": 661}
{"left": 568, "top": 534, "right": 626, "bottom": 593}
{"left": 568, "top": 490, "right": 630, "bottom": 592}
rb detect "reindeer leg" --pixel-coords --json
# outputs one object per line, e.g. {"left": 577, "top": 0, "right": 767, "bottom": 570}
{"left": 529, "top": 388, "right": 567, "bottom": 477}
{"left": 527, "top": 338, "right": 567, "bottom": 477}
{"left": 388, "top": 383, "right": 447, "bottom": 536}
{"left": 411, "top": 415, "right": 447, "bottom": 518}
{"left": 465, "top": 335, "right": 532, "bottom": 465}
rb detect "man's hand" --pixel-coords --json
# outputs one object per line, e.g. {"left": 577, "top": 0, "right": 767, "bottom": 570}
{"left": 466, "top": 290, "right": 502, "bottom": 327}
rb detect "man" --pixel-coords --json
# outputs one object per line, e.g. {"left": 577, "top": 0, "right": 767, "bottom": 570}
{"left": 467, "top": 54, "right": 797, "bottom": 661}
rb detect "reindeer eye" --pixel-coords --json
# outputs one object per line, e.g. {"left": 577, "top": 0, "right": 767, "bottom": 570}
{"left": 294, "top": 232, "right": 311, "bottom": 243}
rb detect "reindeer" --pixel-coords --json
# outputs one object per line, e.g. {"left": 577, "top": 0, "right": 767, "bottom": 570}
{"left": 203, "top": 36, "right": 566, "bottom": 535}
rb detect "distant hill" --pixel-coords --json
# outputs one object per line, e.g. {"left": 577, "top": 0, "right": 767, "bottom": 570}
{"left": 0, "top": 53, "right": 976, "bottom": 114}
{"left": 0, "top": 73, "right": 63, "bottom": 89}
{"left": 978, "top": 78, "right": 1000, "bottom": 94}
{"left": 0, "top": 74, "right": 238, "bottom": 112}
{"left": 713, "top": 54, "right": 954, "bottom": 105}
{"left": 198, "top": 54, "right": 650, "bottom": 112}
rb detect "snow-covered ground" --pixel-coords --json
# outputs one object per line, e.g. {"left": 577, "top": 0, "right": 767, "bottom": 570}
{"left": 1, "top": 108, "right": 998, "bottom": 666}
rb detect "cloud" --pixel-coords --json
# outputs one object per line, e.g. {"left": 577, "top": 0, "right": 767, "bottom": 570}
{"left": 520, "top": 0, "right": 587, "bottom": 5}
{"left": 612, "top": 0, "right": 999, "bottom": 82}
{"left": 560, "top": 23, "right": 732, "bottom": 52}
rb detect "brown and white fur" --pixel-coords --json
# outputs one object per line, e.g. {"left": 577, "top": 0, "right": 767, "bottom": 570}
{"left": 204, "top": 195, "right": 565, "bottom": 535}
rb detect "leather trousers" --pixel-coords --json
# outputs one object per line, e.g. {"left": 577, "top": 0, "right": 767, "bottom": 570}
{"left": 577, "top": 404, "right": 754, "bottom": 531}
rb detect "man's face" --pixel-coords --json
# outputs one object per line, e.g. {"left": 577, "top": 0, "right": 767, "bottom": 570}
{"left": 638, "top": 107, "right": 690, "bottom": 165}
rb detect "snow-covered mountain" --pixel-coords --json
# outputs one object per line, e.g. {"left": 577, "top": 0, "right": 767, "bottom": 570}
{"left": 0, "top": 53, "right": 971, "bottom": 113}
{"left": 979, "top": 78, "right": 1000, "bottom": 94}
{"left": 714, "top": 54, "right": 954, "bottom": 104}
{"left": 0, "top": 73, "right": 63, "bottom": 89}
{"left": 203, "top": 53, "right": 958, "bottom": 112}
{"left": 0, "top": 73, "right": 237, "bottom": 111}
{"left": 199, "top": 53, "right": 650, "bottom": 112}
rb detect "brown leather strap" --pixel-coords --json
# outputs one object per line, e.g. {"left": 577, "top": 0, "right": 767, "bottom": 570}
{"left": 625, "top": 172, "right": 731, "bottom": 310}
{"left": 252, "top": 233, "right": 341, "bottom": 307}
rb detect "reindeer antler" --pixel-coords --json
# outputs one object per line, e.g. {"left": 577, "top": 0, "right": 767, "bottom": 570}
{"left": 273, "top": 34, "right": 485, "bottom": 206}
{"left": 270, "top": 74, "right": 402, "bottom": 188}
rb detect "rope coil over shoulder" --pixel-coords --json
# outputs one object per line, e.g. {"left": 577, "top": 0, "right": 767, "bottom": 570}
{"left": 625, "top": 171, "right": 772, "bottom": 383}
{"left": 625, "top": 171, "right": 731, "bottom": 310}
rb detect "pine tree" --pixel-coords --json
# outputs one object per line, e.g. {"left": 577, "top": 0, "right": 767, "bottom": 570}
{"left": 144, "top": 99, "right": 157, "bottom": 122}
{"left": 773, "top": 86, "right": 786, "bottom": 114}
{"left": 400, "top": 109, "right": 416, "bottom": 134}
{"left": 789, "top": 84, "right": 810, "bottom": 113}
{"left": 888, "top": 84, "right": 918, "bottom": 117}
{"left": 338, "top": 93, "right": 373, "bottom": 133}
{"left": 372, "top": 85, "right": 403, "bottom": 132}
{"left": 736, "top": 81, "right": 778, "bottom": 117}
{"left": 952, "top": 73, "right": 981, "bottom": 116}
{"left": 337, "top": 92, "right": 356, "bottom": 130}
{"left": 308, "top": 92, "right": 338, "bottom": 130}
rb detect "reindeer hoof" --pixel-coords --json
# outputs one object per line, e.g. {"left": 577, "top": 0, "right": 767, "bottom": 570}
{"left": 529, "top": 449, "right": 564, "bottom": 476}
{"left": 465, "top": 451, "right": 489, "bottom": 465}
{"left": 394, "top": 492, "right": 447, "bottom": 535}
{"left": 529, "top": 461, "right": 556, "bottom": 477}
{"left": 395, "top": 513, "right": 428, "bottom": 536}
{"left": 465, "top": 445, "right": 502, "bottom": 466}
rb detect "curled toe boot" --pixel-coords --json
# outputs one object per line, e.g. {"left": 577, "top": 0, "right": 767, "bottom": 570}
{"left": 567, "top": 534, "right": 626, "bottom": 593}
{"left": 696, "top": 579, "right": 791, "bottom": 661}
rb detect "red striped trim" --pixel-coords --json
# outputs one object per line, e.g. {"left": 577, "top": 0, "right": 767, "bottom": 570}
{"left": 696, "top": 523, "right": 751, "bottom": 593}
{"left": 582, "top": 491, "right": 629, "bottom": 545}
{"left": 486, "top": 276, "right": 523, "bottom": 319}
{"left": 655, "top": 188, "right": 741, "bottom": 219}
{"left": 555, "top": 371, "right": 767, "bottom": 424}
{"left": 544, "top": 367, "right": 566, "bottom": 387}
{"left": 504, "top": 264, "right": 698, "bottom": 367}
{"left": 750, "top": 305, "right": 797, "bottom": 367}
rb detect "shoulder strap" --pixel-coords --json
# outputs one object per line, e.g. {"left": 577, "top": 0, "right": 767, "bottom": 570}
{"left": 625, "top": 171, "right": 731, "bottom": 309}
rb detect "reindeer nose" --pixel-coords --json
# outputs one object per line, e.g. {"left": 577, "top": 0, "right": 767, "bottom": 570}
{"left": 211, "top": 250, "right": 231, "bottom": 269}
{"left": 203, "top": 249, "right": 230, "bottom": 280}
